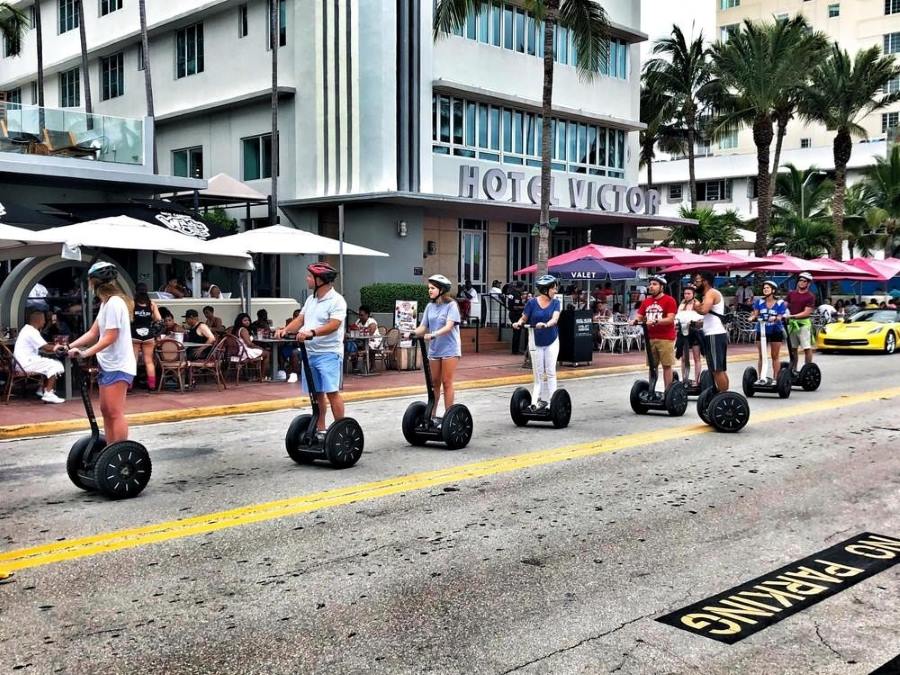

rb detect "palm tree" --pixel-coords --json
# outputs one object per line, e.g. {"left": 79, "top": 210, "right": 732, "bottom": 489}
{"left": 32, "top": 1, "right": 44, "bottom": 120}
{"left": 639, "top": 81, "right": 685, "bottom": 190}
{"left": 710, "top": 17, "right": 825, "bottom": 258}
{"left": 75, "top": 0, "right": 92, "bottom": 126}
{"left": 801, "top": 44, "right": 900, "bottom": 260}
{"left": 769, "top": 215, "right": 835, "bottom": 258}
{"left": 643, "top": 25, "right": 713, "bottom": 210}
{"left": 859, "top": 144, "right": 900, "bottom": 257}
{"left": 772, "top": 163, "right": 832, "bottom": 220}
{"left": 435, "top": 0, "right": 609, "bottom": 275}
{"left": 138, "top": 0, "right": 156, "bottom": 172}
{"left": 664, "top": 206, "right": 742, "bottom": 253}
{"left": 0, "top": 2, "right": 27, "bottom": 57}
{"left": 270, "top": 0, "right": 278, "bottom": 229}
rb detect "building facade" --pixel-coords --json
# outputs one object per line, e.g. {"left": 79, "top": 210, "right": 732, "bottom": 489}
{"left": 645, "top": 0, "right": 899, "bottom": 222}
{"left": 1, "top": 0, "right": 683, "bottom": 306}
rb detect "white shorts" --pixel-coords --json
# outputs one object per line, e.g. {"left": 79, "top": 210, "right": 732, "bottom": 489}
{"left": 789, "top": 324, "right": 812, "bottom": 350}
{"left": 17, "top": 357, "right": 64, "bottom": 378}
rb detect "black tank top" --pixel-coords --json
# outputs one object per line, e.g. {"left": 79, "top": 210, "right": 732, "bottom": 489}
{"left": 185, "top": 322, "right": 208, "bottom": 345}
{"left": 132, "top": 301, "right": 153, "bottom": 339}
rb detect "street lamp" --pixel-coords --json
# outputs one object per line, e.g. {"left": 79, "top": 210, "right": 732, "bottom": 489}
{"left": 800, "top": 170, "right": 826, "bottom": 219}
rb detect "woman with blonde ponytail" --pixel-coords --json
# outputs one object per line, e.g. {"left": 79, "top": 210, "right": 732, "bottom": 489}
{"left": 68, "top": 262, "right": 136, "bottom": 443}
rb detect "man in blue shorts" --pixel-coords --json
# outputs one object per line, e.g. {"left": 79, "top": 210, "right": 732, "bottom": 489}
{"left": 276, "top": 263, "right": 347, "bottom": 434}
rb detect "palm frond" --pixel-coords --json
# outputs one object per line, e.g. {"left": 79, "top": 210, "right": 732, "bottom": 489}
{"left": 433, "top": 0, "right": 487, "bottom": 39}
{"left": 558, "top": 0, "right": 609, "bottom": 83}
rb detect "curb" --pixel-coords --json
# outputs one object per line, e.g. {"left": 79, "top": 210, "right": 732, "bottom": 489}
{"left": 0, "top": 353, "right": 758, "bottom": 441}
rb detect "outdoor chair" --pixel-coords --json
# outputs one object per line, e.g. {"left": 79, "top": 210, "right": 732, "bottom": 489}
{"left": 222, "top": 334, "right": 264, "bottom": 384}
{"left": 597, "top": 321, "right": 624, "bottom": 353}
{"left": 41, "top": 128, "right": 99, "bottom": 159}
{"left": 155, "top": 338, "right": 188, "bottom": 392}
{"left": 623, "top": 324, "right": 644, "bottom": 352}
{"left": 737, "top": 313, "right": 757, "bottom": 344}
{"left": 188, "top": 337, "right": 228, "bottom": 391}
{"left": 378, "top": 328, "right": 402, "bottom": 370}
{"left": 0, "top": 343, "right": 45, "bottom": 403}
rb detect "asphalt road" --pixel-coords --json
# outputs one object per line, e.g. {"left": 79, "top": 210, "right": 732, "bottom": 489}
{"left": 1, "top": 351, "right": 898, "bottom": 674}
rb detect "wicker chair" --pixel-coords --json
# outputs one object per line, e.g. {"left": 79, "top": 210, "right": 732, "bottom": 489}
{"left": 378, "top": 328, "right": 402, "bottom": 370}
{"left": 155, "top": 338, "right": 188, "bottom": 392}
{"left": 188, "top": 337, "right": 228, "bottom": 390}
{"left": 0, "top": 343, "right": 45, "bottom": 403}
{"left": 222, "top": 333, "right": 265, "bottom": 384}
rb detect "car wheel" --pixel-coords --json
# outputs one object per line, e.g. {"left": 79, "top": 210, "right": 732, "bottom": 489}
{"left": 885, "top": 331, "right": 896, "bottom": 355}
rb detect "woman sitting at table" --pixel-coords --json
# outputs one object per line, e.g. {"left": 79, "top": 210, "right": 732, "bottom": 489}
{"left": 232, "top": 312, "right": 270, "bottom": 378}
{"left": 158, "top": 307, "right": 183, "bottom": 337}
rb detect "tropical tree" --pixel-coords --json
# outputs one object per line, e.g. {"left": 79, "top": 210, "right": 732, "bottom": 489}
{"left": 270, "top": 0, "right": 279, "bottom": 229}
{"left": 138, "top": 0, "right": 156, "bottom": 171}
{"left": 859, "top": 145, "right": 900, "bottom": 257}
{"left": 639, "top": 81, "right": 684, "bottom": 190}
{"left": 801, "top": 43, "right": 900, "bottom": 259}
{"left": 435, "top": 0, "right": 609, "bottom": 275}
{"left": 769, "top": 214, "right": 835, "bottom": 258}
{"left": 75, "top": 1, "right": 92, "bottom": 125}
{"left": 0, "top": 2, "right": 27, "bottom": 57}
{"left": 643, "top": 25, "right": 714, "bottom": 210}
{"left": 710, "top": 17, "right": 826, "bottom": 258}
{"left": 33, "top": 1, "right": 44, "bottom": 119}
{"left": 664, "top": 206, "right": 742, "bottom": 253}
{"left": 771, "top": 163, "right": 832, "bottom": 220}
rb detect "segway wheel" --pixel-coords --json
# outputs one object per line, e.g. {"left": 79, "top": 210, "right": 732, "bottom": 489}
{"left": 776, "top": 368, "right": 792, "bottom": 399}
{"left": 550, "top": 389, "right": 572, "bottom": 429}
{"left": 699, "top": 370, "right": 713, "bottom": 392}
{"left": 93, "top": 441, "right": 152, "bottom": 499}
{"left": 402, "top": 401, "right": 429, "bottom": 446}
{"left": 799, "top": 363, "right": 821, "bottom": 391}
{"left": 510, "top": 387, "right": 531, "bottom": 427}
{"left": 697, "top": 386, "right": 715, "bottom": 425}
{"left": 324, "top": 418, "right": 364, "bottom": 469}
{"left": 67, "top": 434, "right": 105, "bottom": 491}
{"left": 664, "top": 381, "right": 689, "bottom": 417}
{"left": 742, "top": 367, "right": 758, "bottom": 398}
{"left": 629, "top": 380, "right": 651, "bottom": 415}
{"left": 708, "top": 392, "right": 750, "bottom": 433}
{"left": 286, "top": 414, "right": 317, "bottom": 464}
{"left": 442, "top": 404, "right": 473, "bottom": 450}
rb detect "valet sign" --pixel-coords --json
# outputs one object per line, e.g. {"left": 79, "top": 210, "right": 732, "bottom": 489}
{"left": 457, "top": 165, "right": 660, "bottom": 215}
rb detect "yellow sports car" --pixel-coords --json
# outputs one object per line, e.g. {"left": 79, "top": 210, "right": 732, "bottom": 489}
{"left": 817, "top": 309, "right": 900, "bottom": 354}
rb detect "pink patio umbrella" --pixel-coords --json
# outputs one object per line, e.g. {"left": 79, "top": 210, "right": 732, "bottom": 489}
{"left": 758, "top": 254, "right": 877, "bottom": 280}
{"left": 844, "top": 257, "right": 900, "bottom": 281}
{"left": 658, "top": 249, "right": 770, "bottom": 273}
{"left": 644, "top": 246, "right": 714, "bottom": 268}
{"left": 514, "top": 243, "right": 669, "bottom": 275}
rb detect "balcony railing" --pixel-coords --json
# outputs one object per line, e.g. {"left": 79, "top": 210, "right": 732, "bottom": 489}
{"left": 0, "top": 103, "right": 145, "bottom": 166}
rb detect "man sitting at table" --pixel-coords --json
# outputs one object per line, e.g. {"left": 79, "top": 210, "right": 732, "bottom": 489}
{"left": 182, "top": 309, "right": 216, "bottom": 358}
{"left": 14, "top": 309, "right": 65, "bottom": 404}
{"left": 348, "top": 305, "right": 379, "bottom": 372}
{"left": 202, "top": 306, "right": 225, "bottom": 336}
{"left": 250, "top": 309, "right": 272, "bottom": 334}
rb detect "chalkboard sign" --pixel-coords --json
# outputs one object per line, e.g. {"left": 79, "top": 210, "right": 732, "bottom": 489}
{"left": 558, "top": 309, "right": 593, "bottom": 365}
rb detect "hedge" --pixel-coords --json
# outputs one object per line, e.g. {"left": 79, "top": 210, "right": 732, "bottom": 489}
{"left": 360, "top": 283, "right": 430, "bottom": 313}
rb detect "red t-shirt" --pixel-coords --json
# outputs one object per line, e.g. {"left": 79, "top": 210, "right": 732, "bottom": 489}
{"left": 639, "top": 294, "right": 677, "bottom": 340}
{"left": 786, "top": 290, "right": 815, "bottom": 318}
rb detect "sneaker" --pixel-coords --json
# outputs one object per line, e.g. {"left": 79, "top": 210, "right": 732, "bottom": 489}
{"left": 287, "top": 372, "right": 298, "bottom": 383}
{"left": 42, "top": 391, "right": 65, "bottom": 404}
{"left": 536, "top": 399, "right": 549, "bottom": 410}
{"left": 431, "top": 417, "right": 442, "bottom": 430}
{"left": 314, "top": 431, "right": 327, "bottom": 443}
{"left": 35, "top": 389, "right": 44, "bottom": 398}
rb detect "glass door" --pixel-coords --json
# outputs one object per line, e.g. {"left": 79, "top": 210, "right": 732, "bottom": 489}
{"left": 508, "top": 223, "right": 532, "bottom": 280}
{"left": 459, "top": 220, "right": 486, "bottom": 292}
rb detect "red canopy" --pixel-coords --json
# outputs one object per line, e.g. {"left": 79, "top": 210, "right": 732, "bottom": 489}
{"left": 844, "top": 257, "right": 900, "bottom": 281}
{"left": 659, "top": 250, "right": 770, "bottom": 273}
{"left": 755, "top": 254, "right": 877, "bottom": 280}
{"left": 644, "top": 246, "right": 714, "bottom": 268}
{"left": 514, "top": 243, "right": 669, "bottom": 275}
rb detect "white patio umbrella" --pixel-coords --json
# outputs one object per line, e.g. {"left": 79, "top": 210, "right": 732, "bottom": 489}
{"left": 0, "top": 223, "right": 60, "bottom": 257}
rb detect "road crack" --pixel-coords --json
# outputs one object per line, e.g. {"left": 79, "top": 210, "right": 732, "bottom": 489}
{"left": 500, "top": 610, "right": 656, "bottom": 674}
{"left": 815, "top": 623, "right": 847, "bottom": 662}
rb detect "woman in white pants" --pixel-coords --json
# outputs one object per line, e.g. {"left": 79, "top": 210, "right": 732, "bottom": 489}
{"left": 512, "top": 275, "right": 562, "bottom": 410}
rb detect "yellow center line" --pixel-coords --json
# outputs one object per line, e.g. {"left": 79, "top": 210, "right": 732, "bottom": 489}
{"left": 2, "top": 385, "right": 898, "bottom": 574}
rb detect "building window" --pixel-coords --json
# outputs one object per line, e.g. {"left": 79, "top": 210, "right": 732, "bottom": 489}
{"left": 238, "top": 4, "right": 248, "bottom": 38}
{"left": 100, "top": 52, "right": 124, "bottom": 100}
{"left": 800, "top": 138, "right": 811, "bottom": 149}
{"left": 884, "top": 33, "right": 900, "bottom": 55}
{"left": 30, "top": 80, "right": 37, "bottom": 103}
{"left": 882, "top": 112, "right": 899, "bottom": 133}
{"left": 887, "top": 0, "right": 900, "bottom": 15}
{"left": 720, "top": 0, "right": 740, "bottom": 8}
{"left": 431, "top": 93, "right": 626, "bottom": 177}
{"left": 59, "top": 67, "right": 80, "bottom": 107}
{"left": 748, "top": 177, "right": 758, "bottom": 199}
{"left": 58, "top": 0, "right": 78, "bottom": 34}
{"left": 137, "top": 42, "right": 144, "bottom": 70}
{"left": 267, "top": 0, "right": 286, "bottom": 47}
{"left": 176, "top": 23, "right": 204, "bottom": 78}
{"left": 885, "top": 76, "right": 900, "bottom": 94}
{"left": 668, "top": 184, "right": 683, "bottom": 201}
{"left": 828, "top": 3, "right": 840, "bottom": 16}
{"left": 242, "top": 133, "right": 278, "bottom": 180}
{"left": 697, "top": 179, "right": 732, "bottom": 202}
{"left": 4, "top": 33, "right": 20, "bottom": 57}
{"left": 172, "top": 146, "right": 203, "bottom": 178}
{"left": 100, "top": 0, "right": 123, "bottom": 16}
{"left": 718, "top": 130, "right": 738, "bottom": 150}
{"left": 720, "top": 24, "right": 738, "bottom": 42}
{"left": 6, "top": 87, "right": 21, "bottom": 107}
{"left": 774, "top": 12, "right": 789, "bottom": 22}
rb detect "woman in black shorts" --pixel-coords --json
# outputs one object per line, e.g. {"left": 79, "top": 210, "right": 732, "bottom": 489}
{"left": 676, "top": 284, "right": 704, "bottom": 385}
{"left": 131, "top": 283, "right": 162, "bottom": 390}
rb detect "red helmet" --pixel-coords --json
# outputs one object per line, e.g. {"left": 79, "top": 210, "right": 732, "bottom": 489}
{"left": 307, "top": 262, "right": 338, "bottom": 284}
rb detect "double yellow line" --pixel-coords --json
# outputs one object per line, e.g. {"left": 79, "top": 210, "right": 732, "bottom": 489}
{"left": 2, "top": 386, "right": 897, "bottom": 575}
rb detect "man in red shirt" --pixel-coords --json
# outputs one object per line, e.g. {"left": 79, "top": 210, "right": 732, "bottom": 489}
{"left": 635, "top": 275, "right": 678, "bottom": 389}
{"left": 785, "top": 271, "right": 816, "bottom": 369}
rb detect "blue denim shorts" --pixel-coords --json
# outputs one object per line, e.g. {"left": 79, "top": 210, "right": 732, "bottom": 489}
{"left": 301, "top": 352, "right": 342, "bottom": 394}
{"left": 98, "top": 370, "right": 134, "bottom": 387}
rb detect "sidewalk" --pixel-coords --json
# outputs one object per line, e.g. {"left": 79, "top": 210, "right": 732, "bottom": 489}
{"left": 0, "top": 344, "right": 759, "bottom": 439}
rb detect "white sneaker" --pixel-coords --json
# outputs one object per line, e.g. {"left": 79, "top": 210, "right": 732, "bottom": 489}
{"left": 35, "top": 388, "right": 44, "bottom": 398}
{"left": 287, "top": 372, "right": 298, "bottom": 383}
{"left": 42, "top": 391, "right": 65, "bottom": 404}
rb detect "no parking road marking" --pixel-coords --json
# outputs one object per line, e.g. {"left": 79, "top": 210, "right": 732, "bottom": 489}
{"left": 2, "top": 386, "right": 899, "bottom": 575}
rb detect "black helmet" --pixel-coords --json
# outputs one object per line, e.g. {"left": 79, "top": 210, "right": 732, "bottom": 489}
{"left": 307, "top": 262, "right": 338, "bottom": 284}
{"left": 427, "top": 274, "right": 452, "bottom": 295}
{"left": 87, "top": 261, "right": 118, "bottom": 282}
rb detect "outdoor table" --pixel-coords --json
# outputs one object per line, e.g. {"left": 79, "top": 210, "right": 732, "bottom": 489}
{"left": 345, "top": 333, "right": 380, "bottom": 377}
{"left": 254, "top": 337, "right": 295, "bottom": 381}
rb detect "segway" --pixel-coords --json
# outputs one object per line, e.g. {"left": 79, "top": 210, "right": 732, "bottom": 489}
{"left": 742, "top": 319, "right": 792, "bottom": 398}
{"left": 66, "top": 353, "right": 152, "bottom": 499}
{"left": 509, "top": 326, "right": 572, "bottom": 428}
{"left": 696, "top": 384, "right": 751, "bottom": 433}
{"left": 402, "top": 337, "right": 473, "bottom": 449}
{"left": 779, "top": 320, "right": 822, "bottom": 391}
{"left": 629, "top": 322, "right": 688, "bottom": 416}
{"left": 675, "top": 310, "right": 713, "bottom": 398}
{"left": 285, "top": 340, "right": 364, "bottom": 468}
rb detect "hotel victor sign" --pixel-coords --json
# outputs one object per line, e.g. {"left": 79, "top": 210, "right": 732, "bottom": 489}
{"left": 457, "top": 165, "right": 661, "bottom": 215}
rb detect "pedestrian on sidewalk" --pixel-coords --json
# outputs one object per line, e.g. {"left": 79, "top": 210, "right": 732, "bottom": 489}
{"left": 276, "top": 263, "right": 347, "bottom": 436}
{"left": 512, "top": 275, "right": 561, "bottom": 411}
{"left": 67, "top": 262, "right": 136, "bottom": 443}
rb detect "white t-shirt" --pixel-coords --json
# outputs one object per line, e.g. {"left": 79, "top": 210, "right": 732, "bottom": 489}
{"left": 300, "top": 288, "right": 347, "bottom": 355}
{"left": 13, "top": 324, "right": 47, "bottom": 371}
{"left": 96, "top": 295, "right": 137, "bottom": 375}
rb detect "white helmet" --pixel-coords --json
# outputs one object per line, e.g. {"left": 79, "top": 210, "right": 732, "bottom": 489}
{"left": 427, "top": 274, "right": 452, "bottom": 295}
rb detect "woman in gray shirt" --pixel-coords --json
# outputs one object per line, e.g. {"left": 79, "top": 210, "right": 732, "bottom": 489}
{"left": 413, "top": 274, "right": 462, "bottom": 419}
